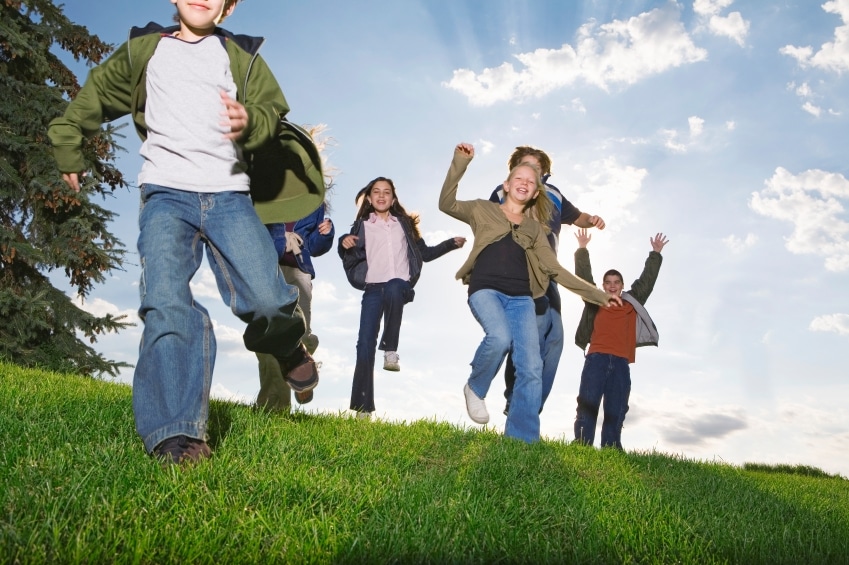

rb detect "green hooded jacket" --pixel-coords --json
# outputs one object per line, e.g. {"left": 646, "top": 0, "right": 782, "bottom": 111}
{"left": 48, "top": 23, "right": 322, "bottom": 223}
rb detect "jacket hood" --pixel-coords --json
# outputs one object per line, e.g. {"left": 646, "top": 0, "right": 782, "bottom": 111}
{"left": 129, "top": 21, "right": 263, "bottom": 55}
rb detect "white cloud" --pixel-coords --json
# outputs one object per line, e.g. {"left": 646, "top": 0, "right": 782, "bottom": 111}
{"left": 810, "top": 313, "right": 849, "bottom": 335}
{"left": 570, "top": 157, "right": 647, "bottom": 229}
{"left": 693, "top": 0, "right": 734, "bottom": 17}
{"left": 722, "top": 233, "right": 758, "bottom": 253}
{"left": 780, "top": 0, "right": 849, "bottom": 72}
{"left": 443, "top": 5, "right": 706, "bottom": 105}
{"left": 693, "top": 0, "right": 749, "bottom": 46}
{"left": 190, "top": 267, "right": 221, "bottom": 299}
{"left": 750, "top": 167, "right": 849, "bottom": 271}
{"left": 476, "top": 139, "right": 495, "bottom": 155}
{"left": 72, "top": 295, "right": 138, "bottom": 322}
{"left": 706, "top": 12, "right": 749, "bottom": 46}
{"left": 802, "top": 101, "right": 822, "bottom": 116}
{"left": 725, "top": 120, "right": 736, "bottom": 130}
{"left": 658, "top": 115, "right": 713, "bottom": 153}
{"left": 688, "top": 115, "right": 705, "bottom": 136}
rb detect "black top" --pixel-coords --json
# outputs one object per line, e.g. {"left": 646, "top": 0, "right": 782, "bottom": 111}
{"left": 468, "top": 227, "right": 531, "bottom": 297}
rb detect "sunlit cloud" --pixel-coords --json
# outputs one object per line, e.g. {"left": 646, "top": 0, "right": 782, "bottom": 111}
{"left": 443, "top": 5, "right": 706, "bottom": 105}
{"left": 72, "top": 295, "right": 138, "bottom": 322}
{"left": 750, "top": 167, "right": 849, "bottom": 271}
{"left": 780, "top": 0, "right": 849, "bottom": 73}
{"left": 810, "top": 313, "right": 849, "bottom": 336}
{"left": 722, "top": 233, "right": 758, "bottom": 253}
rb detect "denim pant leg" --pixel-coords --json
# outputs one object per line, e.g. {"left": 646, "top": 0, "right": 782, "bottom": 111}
{"left": 600, "top": 356, "right": 631, "bottom": 449}
{"left": 573, "top": 353, "right": 608, "bottom": 446}
{"left": 378, "top": 278, "right": 411, "bottom": 352}
{"left": 467, "top": 290, "right": 512, "bottom": 400}
{"left": 134, "top": 186, "right": 215, "bottom": 452}
{"left": 199, "top": 193, "right": 302, "bottom": 359}
{"left": 134, "top": 186, "right": 302, "bottom": 452}
{"left": 540, "top": 308, "right": 564, "bottom": 410}
{"left": 350, "top": 285, "right": 384, "bottom": 412}
{"left": 502, "top": 297, "right": 543, "bottom": 443}
{"left": 503, "top": 306, "right": 563, "bottom": 413}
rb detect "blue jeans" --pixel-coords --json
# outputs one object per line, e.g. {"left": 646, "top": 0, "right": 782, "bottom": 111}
{"left": 503, "top": 306, "right": 564, "bottom": 412}
{"left": 467, "top": 290, "right": 542, "bottom": 443}
{"left": 350, "top": 279, "right": 412, "bottom": 413}
{"left": 133, "top": 184, "right": 302, "bottom": 453}
{"left": 573, "top": 353, "right": 631, "bottom": 449}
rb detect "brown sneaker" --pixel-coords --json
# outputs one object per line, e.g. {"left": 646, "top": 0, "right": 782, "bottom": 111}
{"left": 282, "top": 344, "right": 319, "bottom": 392}
{"left": 153, "top": 435, "right": 212, "bottom": 466}
{"left": 295, "top": 389, "right": 313, "bottom": 405}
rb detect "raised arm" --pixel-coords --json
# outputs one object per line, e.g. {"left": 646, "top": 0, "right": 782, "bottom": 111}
{"left": 438, "top": 143, "right": 478, "bottom": 224}
{"left": 628, "top": 233, "right": 668, "bottom": 304}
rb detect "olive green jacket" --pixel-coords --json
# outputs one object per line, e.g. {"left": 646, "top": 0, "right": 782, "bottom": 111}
{"left": 438, "top": 150, "right": 609, "bottom": 307}
{"left": 574, "top": 247, "right": 663, "bottom": 352}
{"left": 48, "top": 23, "right": 287, "bottom": 185}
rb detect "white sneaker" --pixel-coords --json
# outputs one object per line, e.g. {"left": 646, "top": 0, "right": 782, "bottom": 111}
{"left": 356, "top": 411, "right": 372, "bottom": 420}
{"left": 383, "top": 351, "right": 400, "bottom": 371}
{"left": 463, "top": 383, "right": 489, "bottom": 424}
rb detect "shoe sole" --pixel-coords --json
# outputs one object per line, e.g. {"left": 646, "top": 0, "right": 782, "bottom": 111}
{"left": 283, "top": 348, "right": 320, "bottom": 392}
{"left": 383, "top": 364, "right": 400, "bottom": 372}
{"left": 295, "top": 390, "right": 313, "bottom": 404}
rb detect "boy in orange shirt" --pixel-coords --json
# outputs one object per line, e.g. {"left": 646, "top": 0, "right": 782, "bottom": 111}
{"left": 573, "top": 229, "right": 669, "bottom": 449}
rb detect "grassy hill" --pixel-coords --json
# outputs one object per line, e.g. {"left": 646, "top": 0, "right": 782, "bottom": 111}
{"left": 1, "top": 362, "right": 848, "bottom": 564}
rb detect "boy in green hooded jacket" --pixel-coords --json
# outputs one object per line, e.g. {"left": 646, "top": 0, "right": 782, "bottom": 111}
{"left": 48, "top": 0, "right": 317, "bottom": 465}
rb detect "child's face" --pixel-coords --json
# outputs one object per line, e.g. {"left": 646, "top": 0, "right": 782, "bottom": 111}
{"left": 519, "top": 155, "right": 542, "bottom": 172}
{"left": 171, "top": 0, "right": 234, "bottom": 32}
{"left": 367, "top": 181, "right": 395, "bottom": 214}
{"left": 603, "top": 274, "right": 624, "bottom": 297}
{"left": 503, "top": 165, "right": 540, "bottom": 206}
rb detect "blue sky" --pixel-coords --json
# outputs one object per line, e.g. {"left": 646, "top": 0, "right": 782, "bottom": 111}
{"left": 57, "top": 0, "right": 849, "bottom": 476}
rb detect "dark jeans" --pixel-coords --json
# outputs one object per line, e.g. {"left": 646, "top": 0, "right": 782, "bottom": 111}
{"left": 350, "top": 279, "right": 412, "bottom": 412}
{"left": 573, "top": 353, "right": 631, "bottom": 449}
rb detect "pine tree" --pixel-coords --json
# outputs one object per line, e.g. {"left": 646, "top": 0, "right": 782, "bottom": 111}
{"left": 0, "top": 0, "right": 131, "bottom": 376}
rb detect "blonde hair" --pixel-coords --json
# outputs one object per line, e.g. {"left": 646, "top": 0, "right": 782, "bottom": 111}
{"left": 507, "top": 164, "right": 553, "bottom": 230}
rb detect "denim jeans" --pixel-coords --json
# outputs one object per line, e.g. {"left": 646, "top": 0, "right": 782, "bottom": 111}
{"left": 467, "top": 290, "right": 542, "bottom": 443}
{"left": 134, "top": 184, "right": 302, "bottom": 452}
{"left": 350, "top": 279, "right": 412, "bottom": 413}
{"left": 256, "top": 264, "right": 318, "bottom": 411}
{"left": 573, "top": 352, "right": 631, "bottom": 449}
{"left": 503, "top": 306, "right": 564, "bottom": 412}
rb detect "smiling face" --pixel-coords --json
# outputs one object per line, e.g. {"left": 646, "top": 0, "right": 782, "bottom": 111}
{"left": 503, "top": 164, "right": 541, "bottom": 208}
{"left": 602, "top": 272, "right": 624, "bottom": 297}
{"left": 171, "top": 0, "right": 235, "bottom": 39}
{"left": 367, "top": 180, "right": 395, "bottom": 217}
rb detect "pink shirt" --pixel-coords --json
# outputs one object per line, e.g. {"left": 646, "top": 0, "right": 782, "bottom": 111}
{"left": 364, "top": 213, "right": 410, "bottom": 283}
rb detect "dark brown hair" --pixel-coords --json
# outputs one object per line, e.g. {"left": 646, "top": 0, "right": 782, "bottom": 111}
{"left": 353, "top": 177, "right": 421, "bottom": 239}
{"left": 508, "top": 146, "right": 552, "bottom": 176}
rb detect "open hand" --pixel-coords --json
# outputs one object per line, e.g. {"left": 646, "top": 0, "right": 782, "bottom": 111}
{"left": 575, "top": 228, "right": 591, "bottom": 248}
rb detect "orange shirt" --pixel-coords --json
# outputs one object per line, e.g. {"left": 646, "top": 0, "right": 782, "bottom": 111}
{"left": 587, "top": 301, "right": 637, "bottom": 363}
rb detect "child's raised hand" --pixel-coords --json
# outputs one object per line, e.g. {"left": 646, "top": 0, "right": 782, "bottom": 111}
{"left": 318, "top": 219, "right": 333, "bottom": 235}
{"left": 341, "top": 234, "right": 359, "bottom": 249}
{"left": 574, "top": 228, "right": 591, "bottom": 248}
{"left": 454, "top": 236, "right": 467, "bottom": 248}
{"left": 650, "top": 232, "right": 668, "bottom": 252}
{"left": 220, "top": 91, "right": 248, "bottom": 140}
{"left": 455, "top": 143, "right": 474, "bottom": 158}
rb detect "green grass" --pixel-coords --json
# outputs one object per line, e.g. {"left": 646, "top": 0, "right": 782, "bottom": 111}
{"left": 1, "top": 362, "right": 847, "bottom": 564}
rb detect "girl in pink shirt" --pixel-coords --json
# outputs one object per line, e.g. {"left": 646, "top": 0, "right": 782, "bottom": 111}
{"left": 338, "top": 177, "right": 465, "bottom": 418}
